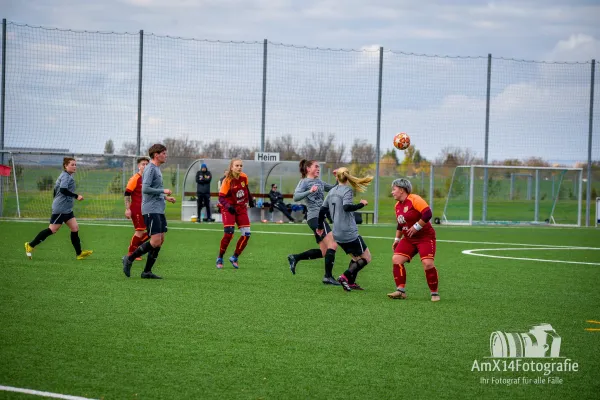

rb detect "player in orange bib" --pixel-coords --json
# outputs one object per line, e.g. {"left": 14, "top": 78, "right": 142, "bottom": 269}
{"left": 124, "top": 157, "right": 150, "bottom": 260}
{"left": 216, "top": 158, "right": 255, "bottom": 269}
{"left": 388, "top": 178, "right": 440, "bottom": 302}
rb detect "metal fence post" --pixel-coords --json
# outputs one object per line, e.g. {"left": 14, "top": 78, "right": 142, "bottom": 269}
{"left": 374, "top": 46, "right": 383, "bottom": 224}
{"left": 260, "top": 39, "right": 268, "bottom": 195}
{"left": 482, "top": 53, "right": 492, "bottom": 222}
{"left": 0, "top": 19, "right": 7, "bottom": 217}
{"left": 586, "top": 59, "right": 595, "bottom": 227}
{"left": 136, "top": 30, "right": 143, "bottom": 156}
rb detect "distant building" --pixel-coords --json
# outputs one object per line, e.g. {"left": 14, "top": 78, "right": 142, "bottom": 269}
{"left": 4, "top": 147, "right": 71, "bottom": 166}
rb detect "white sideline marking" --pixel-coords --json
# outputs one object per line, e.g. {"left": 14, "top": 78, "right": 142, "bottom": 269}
{"left": 5, "top": 219, "right": 600, "bottom": 250}
{"left": 462, "top": 247, "right": 600, "bottom": 266}
{"left": 0, "top": 385, "right": 97, "bottom": 400}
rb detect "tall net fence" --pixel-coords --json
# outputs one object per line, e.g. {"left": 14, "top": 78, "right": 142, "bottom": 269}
{"left": 489, "top": 59, "right": 592, "bottom": 164}
{"left": 4, "top": 24, "right": 139, "bottom": 154}
{"left": 0, "top": 21, "right": 598, "bottom": 224}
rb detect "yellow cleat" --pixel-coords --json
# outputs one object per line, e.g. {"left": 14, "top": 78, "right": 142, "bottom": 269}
{"left": 77, "top": 250, "right": 93, "bottom": 260}
{"left": 24, "top": 242, "right": 34, "bottom": 259}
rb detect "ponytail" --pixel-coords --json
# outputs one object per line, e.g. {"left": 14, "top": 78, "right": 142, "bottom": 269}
{"left": 335, "top": 167, "right": 373, "bottom": 193}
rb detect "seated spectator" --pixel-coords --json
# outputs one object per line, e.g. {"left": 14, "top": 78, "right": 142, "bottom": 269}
{"left": 268, "top": 184, "right": 295, "bottom": 223}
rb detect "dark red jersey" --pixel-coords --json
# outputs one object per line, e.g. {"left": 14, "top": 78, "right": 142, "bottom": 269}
{"left": 395, "top": 194, "right": 435, "bottom": 238}
{"left": 219, "top": 172, "right": 250, "bottom": 211}
{"left": 125, "top": 172, "right": 143, "bottom": 214}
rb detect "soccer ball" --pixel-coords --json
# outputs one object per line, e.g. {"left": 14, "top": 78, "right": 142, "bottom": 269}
{"left": 393, "top": 132, "right": 411, "bottom": 150}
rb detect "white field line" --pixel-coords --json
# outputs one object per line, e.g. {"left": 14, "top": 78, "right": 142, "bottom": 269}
{"left": 0, "top": 385, "right": 97, "bottom": 400}
{"left": 462, "top": 247, "right": 600, "bottom": 266}
{"left": 5, "top": 219, "right": 599, "bottom": 250}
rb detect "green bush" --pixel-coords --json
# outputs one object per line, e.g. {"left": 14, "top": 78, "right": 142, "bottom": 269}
{"left": 108, "top": 173, "right": 123, "bottom": 194}
{"left": 36, "top": 175, "right": 54, "bottom": 191}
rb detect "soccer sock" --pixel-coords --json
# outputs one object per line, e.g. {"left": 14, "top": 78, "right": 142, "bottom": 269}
{"left": 30, "top": 228, "right": 53, "bottom": 247}
{"left": 144, "top": 246, "right": 161, "bottom": 273}
{"left": 324, "top": 249, "right": 336, "bottom": 278}
{"left": 233, "top": 235, "right": 250, "bottom": 257}
{"left": 128, "top": 234, "right": 143, "bottom": 254}
{"left": 393, "top": 264, "right": 407, "bottom": 289}
{"left": 70, "top": 231, "right": 82, "bottom": 255}
{"left": 128, "top": 241, "right": 153, "bottom": 262}
{"left": 293, "top": 248, "right": 323, "bottom": 262}
{"left": 425, "top": 266, "right": 439, "bottom": 293}
{"left": 347, "top": 258, "right": 368, "bottom": 283}
{"left": 343, "top": 260, "right": 355, "bottom": 282}
{"left": 219, "top": 233, "right": 234, "bottom": 258}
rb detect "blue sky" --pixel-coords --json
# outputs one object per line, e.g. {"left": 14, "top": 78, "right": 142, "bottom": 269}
{"left": 2, "top": 0, "right": 600, "bottom": 163}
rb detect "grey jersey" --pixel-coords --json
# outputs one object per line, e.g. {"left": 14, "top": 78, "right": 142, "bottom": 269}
{"left": 142, "top": 162, "right": 166, "bottom": 214}
{"left": 294, "top": 178, "right": 336, "bottom": 221}
{"left": 322, "top": 185, "right": 358, "bottom": 243}
{"left": 51, "top": 171, "right": 76, "bottom": 214}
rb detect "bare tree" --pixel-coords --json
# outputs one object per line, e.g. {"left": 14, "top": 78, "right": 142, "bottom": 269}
{"left": 298, "top": 133, "right": 334, "bottom": 161}
{"left": 265, "top": 135, "right": 299, "bottom": 160}
{"left": 327, "top": 142, "right": 346, "bottom": 164}
{"left": 350, "top": 139, "right": 376, "bottom": 164}
{"left": 162, "top": 137, "right": 202, "bottom": 158}
{"left": 202, "top": 140, "right": 228, "bottom": 159}
{"left": 228, "top": 146, "right": 256, "bottom": 160}
{"left": 118, "top": 141, "right": 139, "bottom": 155}
{"left": 435, "top": 147, "right": 482, "bottom": 167}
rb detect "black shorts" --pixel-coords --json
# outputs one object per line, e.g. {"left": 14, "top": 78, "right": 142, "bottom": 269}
{"left": 144, "top": 213, "right": 168, "bottom": 235}
{"left": 338, "top": 236, "right": 368, "bottom": 257}
{"left": 307, "top": 218, "right": 331, "bottom": 244}
{"left": 49, "top": 212, "right": 75, "bottom": 225}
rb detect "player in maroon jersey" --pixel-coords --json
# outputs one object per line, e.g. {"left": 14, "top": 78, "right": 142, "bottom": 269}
{"left": 124, "top": 157, "right": 150, "bottom": 260}
{"left": 216, "top": 158, "right": 255, "bottom": 269}
{"left": 388, "top": 178, "right": 440, "bottom": 302}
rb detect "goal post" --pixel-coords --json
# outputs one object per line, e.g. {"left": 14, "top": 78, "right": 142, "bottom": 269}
{"left": 0, "top": 151, "right": 143, "bottom": 220}
{"left": 442, "top": 165, "right": 583, "bottom": 226}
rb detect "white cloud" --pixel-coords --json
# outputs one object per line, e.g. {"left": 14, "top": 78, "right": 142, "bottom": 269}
{"left": 548, "top": 34, "right": 600, "bottom": 61}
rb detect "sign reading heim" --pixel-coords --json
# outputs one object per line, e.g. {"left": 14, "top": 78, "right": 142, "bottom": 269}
{"left": 254, "top": 152, "right": 280, "bottom": 162}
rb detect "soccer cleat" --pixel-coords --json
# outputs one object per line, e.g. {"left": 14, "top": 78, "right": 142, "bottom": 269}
{"left": 122, "top": 256, "right": 133, "bottom": 278}
{"left": 337, "top": 275, "right": 352, "bottom": 292}
{"left": 387, "top": 290, "right": 407, "bottom": 300}
{"left": 322, "top": 276, "right": 341, "bottom": 286}
{"left": 24, "top": 242, "right": 33, "bottom": 259}
{"left": 287, "top": 254, "right": 297, "bottom": 275}
{"left": 216, "top": 257, "right": 224, "bottom": 269}
{"left": 76, "top": 250, "right": 93, "bottom": 260}
{"left": 229, "top": 255, "right": 239, "bottom": 269}
{"left": 349, "top": 283, "right": 364, "bottom": 290}
{"left": 431, "top": 292, "right": 440, "bottom": 302}
{"left": 141, "top": 271, "right": 162, "bottom": 279}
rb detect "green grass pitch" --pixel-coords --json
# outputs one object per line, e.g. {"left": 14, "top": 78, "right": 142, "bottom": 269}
{"left": 0, "top": 220, "right": 599, "bottom": 399}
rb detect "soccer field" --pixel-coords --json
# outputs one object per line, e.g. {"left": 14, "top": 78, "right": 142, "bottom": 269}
{"left": 0, "top": 220, "right": 599, "bottom": 400}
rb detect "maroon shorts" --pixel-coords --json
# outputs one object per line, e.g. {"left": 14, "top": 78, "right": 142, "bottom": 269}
{"left": 394, "top": 235, "right": 436, "bottom": 261}
{"left": 222, "top": 209, "right": 250, "bottom": 228}
{"left": 131, "top": 212, "right": 146, "bottom": 231}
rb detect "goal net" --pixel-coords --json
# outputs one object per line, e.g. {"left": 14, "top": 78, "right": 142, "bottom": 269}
{"left": 442, "top": 165, "right": 583, "bottom": 226}
{"left": 0, "top": 152, "right": 143, "bottom": 219}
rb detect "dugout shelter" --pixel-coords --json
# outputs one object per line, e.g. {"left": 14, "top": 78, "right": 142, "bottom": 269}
{"left": 181, "top": 159, "right": 333, "bottom": 222}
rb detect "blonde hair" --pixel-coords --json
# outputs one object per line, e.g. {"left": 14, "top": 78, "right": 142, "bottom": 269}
{"left": 335, "top": 167, "right": 373, "bottom": 193}
{"left": 226, "top": 158, "right": 243, "bottom": 180}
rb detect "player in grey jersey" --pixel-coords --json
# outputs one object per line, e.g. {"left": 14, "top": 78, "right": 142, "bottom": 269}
{"left": 287, "top": 159, "right": 340, "bottom": 285}
{"left": 317, "top": 167, "right": 373, "bottom": 292}
{"left": 24, "top": 157, "right": 93, "bottom": 260}
{"left": 122, "top": 144, "right": 176, "bottom": 279}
